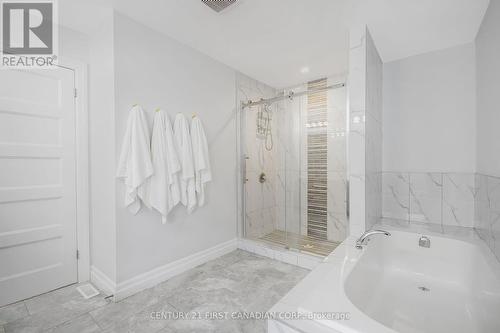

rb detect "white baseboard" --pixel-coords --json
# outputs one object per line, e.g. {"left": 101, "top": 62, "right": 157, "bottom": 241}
{"left": 90, "top": 265, "right": 116, "bottom": 296}
{"left": 113, "top": 238, "right": 238, "bottom": 301}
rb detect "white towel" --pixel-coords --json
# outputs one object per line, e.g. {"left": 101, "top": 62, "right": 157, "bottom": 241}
{"left": 173, "top": 113, "right": 196, "bottom": 213}
{"left": 190, "top": 116, "right": 212, "bottom": 207}
{"left": 149, "top": 110, "right": 181, "bottom": 223}
{"left": 116, "top": 105, "right": 153, "bottom": 214}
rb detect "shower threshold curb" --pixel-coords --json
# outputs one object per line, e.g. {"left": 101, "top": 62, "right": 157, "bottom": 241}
{"left": 238, "top": 238, "right": 326, "bottom": 270}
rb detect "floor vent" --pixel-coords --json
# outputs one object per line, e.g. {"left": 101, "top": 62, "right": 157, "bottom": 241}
{"left": 76, "top": 284, "right": 100, "bottom": 299}
{"left": 201, "top": 0, "right": 237, "bottom": 12}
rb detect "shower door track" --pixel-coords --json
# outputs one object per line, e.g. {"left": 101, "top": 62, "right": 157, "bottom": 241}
{"left": 241, "top": 82, "right": 346, "bottom": 109}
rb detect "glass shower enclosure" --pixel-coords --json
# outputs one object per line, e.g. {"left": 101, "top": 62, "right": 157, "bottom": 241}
{"left": 237, "top": 74, "right": 348, "bottom": 257}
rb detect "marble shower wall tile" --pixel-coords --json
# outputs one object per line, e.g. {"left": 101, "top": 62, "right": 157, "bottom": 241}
{"left": 328, "top": 172, "right": 347, "bottom": 214}
{"left": 326, "top": 76, "right": 348, "bottom": 242}
{"left": 245, "top": 207, "right": 275, "bottom": 239}
{"left": 327, "top": 211, "right": 348, "bottom": 243}
{"left": 327, "top": 172, "right": 347, "bottom": 242}
{"left": 239, "top": 71, "right": 349, "bottom": 242}
{"left": 237, "top": 73, "right": 278, "bottom": 239}
{"left": 274, "top": 97, "right": 302, "bottom": 235}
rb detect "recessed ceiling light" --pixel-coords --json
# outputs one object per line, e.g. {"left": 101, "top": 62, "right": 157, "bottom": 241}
{"left": 300, "top": 66, "right": 310, "bottom": 74}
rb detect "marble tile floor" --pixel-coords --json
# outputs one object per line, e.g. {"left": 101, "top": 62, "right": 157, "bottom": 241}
{"left": 0, "top": 250, "right": 309, "bottom": 333}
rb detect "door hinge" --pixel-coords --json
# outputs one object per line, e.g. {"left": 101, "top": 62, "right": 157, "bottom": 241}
{"left": 76, "top": 250, "right": 80, "bottom": 260}
{"left": 74, "top": 88, "right": 77, "bottom": 98}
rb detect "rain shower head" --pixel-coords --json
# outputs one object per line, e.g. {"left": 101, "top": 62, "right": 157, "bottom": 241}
{"left": 201, "top": 0, "right": 237, "bottom": 13}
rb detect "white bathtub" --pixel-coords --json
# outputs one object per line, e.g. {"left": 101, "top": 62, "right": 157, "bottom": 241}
{"left": 269, "top": 227, "right": 500, "bottom": 333}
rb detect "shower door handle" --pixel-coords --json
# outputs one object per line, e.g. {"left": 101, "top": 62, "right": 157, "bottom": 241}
{"left": 346, "top": 179, "right": 350, "bottom": 219}
{"left": 243, "top": 155, "right": 249, "bottom": 184}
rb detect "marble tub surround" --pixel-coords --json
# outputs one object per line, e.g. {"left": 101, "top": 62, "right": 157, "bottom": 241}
{"left": 377, "top": 218, "right": 477, "bottom": 241}
{"left": 443, "top": 173, "right": 476, "bottom": 226}
{"left": 382, "top": 172, "right": 410, "bottom": 220}
{"left": 474, "top": 173, "right": 500, "bottom": 261}
{"left": 382, "top": 172, "right": 500, "bottom": 263}
{"left": 1, "top": 250, "right": 308, "bottom": 333}
{"left": 382, "top": 172, "right": 476, "bottom": 228}
{"left": 365, "top": 29, "right": 383, "bottom": 231}
{"left": 348, "top": 26, "right": 384, "bottom": 237}
{"left": 348, "top": 25, "right": 368, "bottom": 238}
{"left": 409, "top": 173, "right": 443, "bottom": 224}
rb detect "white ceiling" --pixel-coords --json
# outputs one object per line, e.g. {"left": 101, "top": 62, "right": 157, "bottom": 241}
{"left": 61, "top": 0, "right": 489, "bottom": 89}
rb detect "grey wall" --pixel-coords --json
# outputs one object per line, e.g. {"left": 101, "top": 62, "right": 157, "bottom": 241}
{"left": 381, "top": 43, "right": 477, "bottom": 230}
{"left": 88, "top": 10, "right": 118, "bottom": 281}
{"left": 476, "top": 0, "right": 500, "bottom": 178}
{"left": 59, "top": 26, "right": 90, "bottom": 63}
{"left": 475, "top": 0, "right": 500, "bottom": 261}
{"left": 113, "top": 13, "right": 238, "bottom": 283}
{"left": 383, "top": 43, "right": 476, "bottom": 174}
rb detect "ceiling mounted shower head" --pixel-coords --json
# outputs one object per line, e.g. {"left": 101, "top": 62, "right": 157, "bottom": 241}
{"left": 201, "top": 0, "right": 237, "bottom": 13}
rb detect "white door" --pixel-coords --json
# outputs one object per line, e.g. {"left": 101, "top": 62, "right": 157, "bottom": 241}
{"left": 0, "top": 67, "right": 77, "bottom": 306}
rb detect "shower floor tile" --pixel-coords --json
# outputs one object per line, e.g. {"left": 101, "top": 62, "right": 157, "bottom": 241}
{"left": 258, "top": 230, "right": 341, "bottom": 257}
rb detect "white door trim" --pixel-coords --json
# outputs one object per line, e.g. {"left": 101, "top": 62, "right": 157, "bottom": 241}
{"left": 58, "top": 57, "right": 90, "bottom": 282}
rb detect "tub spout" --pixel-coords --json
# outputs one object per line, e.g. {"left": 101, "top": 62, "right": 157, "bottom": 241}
{"left": 355, "top": 230, "right": 391, "bottom": 249}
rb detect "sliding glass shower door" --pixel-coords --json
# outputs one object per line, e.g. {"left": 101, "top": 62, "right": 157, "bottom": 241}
{"left": 238, "top": 74, "right": 347, "bottom": 256}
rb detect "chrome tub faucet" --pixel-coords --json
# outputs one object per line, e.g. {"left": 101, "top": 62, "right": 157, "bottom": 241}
{"left": 356, "top": 230, "right": 391, "bottom": 249}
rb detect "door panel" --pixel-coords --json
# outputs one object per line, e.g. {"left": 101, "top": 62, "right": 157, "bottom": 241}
{"left": 0, "top": 67, "right": 77, "bottom": 306}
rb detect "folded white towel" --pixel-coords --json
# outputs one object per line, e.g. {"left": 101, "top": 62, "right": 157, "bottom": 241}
{"left": 149, "top": 110, "right": 181, "bottom": 223}
{"left": 190, "top": 116, "right": 212, "bottom": 207}
{"left": 173, "top": 113, "right": 196, "bottom": 213}
{"left": 116, "top": 105, "right": 153, "bottom": 214}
